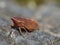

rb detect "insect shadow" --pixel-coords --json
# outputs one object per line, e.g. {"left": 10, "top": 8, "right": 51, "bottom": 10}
{"left": 11, "top": 26, "right": 31, "bottom": 33}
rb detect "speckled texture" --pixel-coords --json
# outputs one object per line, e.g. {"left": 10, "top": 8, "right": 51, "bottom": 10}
{"left": 0, "top": 0, "right": 60, "bottom": 45}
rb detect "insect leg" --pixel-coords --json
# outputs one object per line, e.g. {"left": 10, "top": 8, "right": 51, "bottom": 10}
{"left": 22, "top": 27, "right": 29, "bottom": 34}
{"left": 19, "top": 27, "right": 25, "bottom": 38}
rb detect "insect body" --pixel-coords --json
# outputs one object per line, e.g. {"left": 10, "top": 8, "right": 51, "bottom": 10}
{"left": 11, "top": 17, "right": 39, "bottom": 32}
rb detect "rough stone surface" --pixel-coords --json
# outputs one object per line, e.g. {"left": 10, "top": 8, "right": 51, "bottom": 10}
{"left": 0, "top": 0, "right": 60, "bottom": 45}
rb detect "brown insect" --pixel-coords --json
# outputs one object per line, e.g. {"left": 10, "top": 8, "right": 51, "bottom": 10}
{"left": 11, "top": 17, "right": 39, "bottom": 36}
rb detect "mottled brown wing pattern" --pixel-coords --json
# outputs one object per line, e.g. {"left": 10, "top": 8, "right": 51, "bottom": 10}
{"left": 11, "top": 17, "right": 39, "bottom": 32}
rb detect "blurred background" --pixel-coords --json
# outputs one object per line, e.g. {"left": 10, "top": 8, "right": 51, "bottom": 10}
{"left": 0, "top": 0, "right": 60, "bottom": 45}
